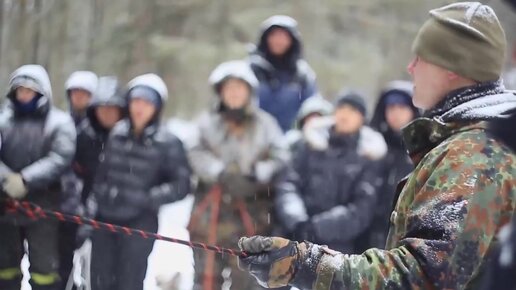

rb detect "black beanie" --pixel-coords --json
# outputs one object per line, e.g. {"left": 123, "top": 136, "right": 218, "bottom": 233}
{"left": 335, "top": 91, "right": 367, "bottom": 117}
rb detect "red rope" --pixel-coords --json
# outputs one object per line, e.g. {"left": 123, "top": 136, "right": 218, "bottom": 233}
{"left": 4, "top": 200, "right": 247, "bottom": 258}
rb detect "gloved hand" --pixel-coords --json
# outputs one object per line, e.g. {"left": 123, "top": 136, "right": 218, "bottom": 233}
{"left": 219, "top": 171, "right": 256, "bottom": 198}
{"left": 2, "top": 173, "right": 28, "bottom": 200}
{"left": 238, "top": 236, "right": 299, "bottom": 288}
{"left": 76, "top": 225, "right": 93, "bottom": 247}
{"left": 293, "top": 221, "right": 317, "bottom": 242}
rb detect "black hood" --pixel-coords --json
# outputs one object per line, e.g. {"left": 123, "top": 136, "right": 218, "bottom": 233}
{"left": 370, "top": 81, "right": 420, "bottom": 148}
{"left": 255, "top": 15, "right": 302, "bottom": 72}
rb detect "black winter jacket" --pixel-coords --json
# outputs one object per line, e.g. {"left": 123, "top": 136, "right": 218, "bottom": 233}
{"left": 275, "top": 124, "right": 384, "bottom": 253}
{"left": 93, "top": 119, "right": 191, "bottom": 222}
{"left": 0, "top": 65, "right": 76, "bottom": 217}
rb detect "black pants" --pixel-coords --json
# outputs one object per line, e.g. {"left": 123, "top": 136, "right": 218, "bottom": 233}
{"left": 58, "top": 222, "right": 78, "bottom": 290}
{"left": 0, "top": 219, "right": 60, "bottom": 290}
{"left": 90, "top": 214, "right": 158, "bottom": 290}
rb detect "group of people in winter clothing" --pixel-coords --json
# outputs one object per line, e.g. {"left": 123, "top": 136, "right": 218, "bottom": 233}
{"left": 0, "top": 12, "right": 421, "bottom": 290}
{"left": 0, "top": 67, "right": 191, "bottom": 290}
{"left": 2, "top": 3, "right": 516, "bottom": 290}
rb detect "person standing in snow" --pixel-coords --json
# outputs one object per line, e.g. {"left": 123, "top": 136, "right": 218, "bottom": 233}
{"left": 361, "top": 81, "right": 420, "bottom": 251}
{"left": 237, "top": 3, "right": 516, "bottom": 289}
{"left": 89, "top": 74, "right": 191, "bottom": 290}
{"left": 188, "top": 60, "right": 288, "bottom": 290}
{"left": 249, "top": 15, "right": 317, "bottom": 132}
{"left": 65, "top": 71, "right": 98, "bottom": 125}
{"left": 58, "top": 77, "right": 126, "bottom": 289}
{"left": 275, "top": 91, "right": 385, "bottom": 254}
{"left": 58, "top": 71, "right": 99, "bottom": 289}
{"left": 0, "top": 65, "right": 76, "bottom": 290}
{"left": 284, "top": 94, "right": 334, "bottom": 153}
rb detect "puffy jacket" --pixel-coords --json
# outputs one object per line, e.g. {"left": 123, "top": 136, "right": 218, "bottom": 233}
{"left": 0, "top": 65, "right": 76, "bottom": 214}
{"left": 276, "top": 117, "right": 386, "bottom": 253}
{"left": 250, "top": 15, "right": 317, "bottom": 132}
{"left": 92, "top": 74, "right": 191, "bottom": 222}
{"left": 189, "top": 106, "right": 288, "bottom": 186}
{"left": 190, "top": 60, "right": 289, "bottom": 186}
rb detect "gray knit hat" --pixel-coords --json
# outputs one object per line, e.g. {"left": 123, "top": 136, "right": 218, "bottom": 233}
{"left": 412, "top": 2, "right": 506, "bottom": 82}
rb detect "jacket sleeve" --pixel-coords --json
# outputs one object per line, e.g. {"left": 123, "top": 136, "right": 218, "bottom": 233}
{"left": 187, "top": 120, "right": 226, "bottom": 183}
{"left": 275, "top": 144, "right": 309, "bottom": 232}
{"left": 149, "top": 137, "right": 192, "bottom": 208}
{"left": 0, "top": 111, "right": 13, "bottom": 179}
{"left": 21, "top": 117, "right": 76, "bottom": 190}
{"left": 289, "top": 146, "right": 512, "bottom": 290}
{"left": 310, "top": 162, "right": 379, "bottom": 244}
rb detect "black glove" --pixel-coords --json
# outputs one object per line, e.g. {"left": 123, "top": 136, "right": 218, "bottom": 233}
{"left": 292, "top": 221, "right": 317, "bottom": 242}
{"left": 219, "top": 171, "right": 256, "bottom": 198}
{"left": 238, "top": 236, "right": 299, "bottom": 288}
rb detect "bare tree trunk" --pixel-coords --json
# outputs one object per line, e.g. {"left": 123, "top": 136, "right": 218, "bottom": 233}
{"left": 0, "top": 0, "right": 4, "bottom": 63}
{"left": 31, "top": 0, "right": 42, "bottom": 63}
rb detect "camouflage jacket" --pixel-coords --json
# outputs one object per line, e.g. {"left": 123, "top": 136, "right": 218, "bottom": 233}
{"left": 290, "top": 90, "right": 516, "bottom": 290}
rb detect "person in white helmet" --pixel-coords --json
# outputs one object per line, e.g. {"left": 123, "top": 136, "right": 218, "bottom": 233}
{"left": 89, "top": 74, "right": 191, "bottom": 290}
{"left": 65, "top": 71, "right": 98, "bottom": 125}
{"left": 188, "top": 60, "right": 289, "bottom": 290}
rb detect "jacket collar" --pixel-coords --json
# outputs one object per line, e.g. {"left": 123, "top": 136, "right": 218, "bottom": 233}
{"left": 402, "top": 118, "right": 486, "bottom": 165}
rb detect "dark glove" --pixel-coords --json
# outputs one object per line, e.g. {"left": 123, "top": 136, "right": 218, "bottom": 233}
{"left": 238, "top": 236, "right": 299, "bottom": 288}
{"left": 292, "top": 221, "right": 317, "bottom": 242}
{"left": 219, "top": 171, "right": 257, "bottom": 198}
{"left": 76, "top": 225, "right": 93, "bottom": 247}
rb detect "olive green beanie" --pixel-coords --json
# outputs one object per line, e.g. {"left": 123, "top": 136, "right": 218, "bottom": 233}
{"left": 412, "top": 2, "right": 507, "bottom": 82}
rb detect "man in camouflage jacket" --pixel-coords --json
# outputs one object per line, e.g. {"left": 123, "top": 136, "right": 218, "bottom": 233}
{"left": 238, "top": 2, "right": 516, "bottom": 289}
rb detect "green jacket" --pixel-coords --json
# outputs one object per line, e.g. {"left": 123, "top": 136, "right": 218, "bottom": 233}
{"left": 291, "top": 91, "right": 516, "bottom": 290}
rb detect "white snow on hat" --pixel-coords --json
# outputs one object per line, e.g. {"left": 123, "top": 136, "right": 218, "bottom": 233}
{"left": 209, "top": 60, "right": 259, "bottom": 91}
{"left": 65, "top": 71, "right": 98, "bottom": 95}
